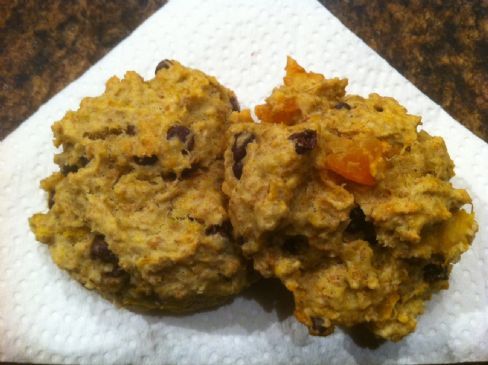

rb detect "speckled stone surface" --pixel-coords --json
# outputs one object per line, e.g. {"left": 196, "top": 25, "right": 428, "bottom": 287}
{"left": 1, "top": 0, "right": 487, "bottom": 363}
{"left": 320, "top": 0, "right": 488, "bottom": 141}
{"left": 0, "top": 0, "right": 167, "bottom": 139}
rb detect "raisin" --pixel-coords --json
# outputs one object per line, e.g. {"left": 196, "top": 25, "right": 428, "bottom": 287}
{"left": 205, "top": 220, "right": 233, "bottom": 238}
{"left": 282, "top": 235, "right": 308, "bottom": 255}
{"left": 231, "top": 132, "right": 255, "bottom": 179}
{"left": 230, "top": 95, "right": 240, "bottom": 112}
{"left": 167, "top": 125, "right": 194, "bottom": 153}
{"left": 288, "top": 129, "right": 317, "bottom": 154}
{"left": 181, "top": 164, "right": 199, "bottom": 179}
{"left": 232, "top": 133, "right": 255, "bottom": 161}
{"left": 346, "top": 206, "right": 377, "bottom": 245}
{"left": 61, "top": 156, "right": 89, "bottom": 174}
{"left": 155, "top": 59, "right": 173, "bottom": 73}
{"left": 126, "top": 125, "right": 136, "bottom": 136}
{"left": 167, "top": 125, "right": 191, "bottom": 143}
{"left": 90, "top": 235, "right": 118, "bottom": 263}
{"left": 232, "top": 161, "right": 244, "bottom": 180}
{"left": 423, "top": 264, "right": 449, "bottom": 282}
{"left": 133, "top": 155, "right": 158, "bottom": 165}
{"left": 61, "top": 165, "right": 79, "bottom": 175}
{"left": 162, "top": 171, "right": 177, "bottom": 182}
{"left": 346, "top": 207, "right": 366, "bottom": 233}
{"left": 334, "top": 102, "right": 351, "bottom": 110}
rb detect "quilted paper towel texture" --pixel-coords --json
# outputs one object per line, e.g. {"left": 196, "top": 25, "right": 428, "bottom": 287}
{"left": 1, "top": 0, "right": 487, "bottom": 364}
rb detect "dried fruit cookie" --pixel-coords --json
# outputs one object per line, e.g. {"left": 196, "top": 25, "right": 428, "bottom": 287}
{"left": 29, "top": 60, "right": 251, "bottom": 313}
{"left": 222, "top": 58, "right": 477, "bottom": 341}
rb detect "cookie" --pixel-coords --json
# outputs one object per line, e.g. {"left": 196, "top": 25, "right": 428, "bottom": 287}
{"left": 222, "top": 58, "right": 477, "bottom": 341}
{"left": 29, "top": 60, "right": 251, "bottom": 313}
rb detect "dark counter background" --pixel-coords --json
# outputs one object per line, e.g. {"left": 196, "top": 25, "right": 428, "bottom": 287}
{"left": 0, "top": 0, "right": 167, "bottom": 139}
{"left": 0, "top": 0, "right": 486, "bottom": 142}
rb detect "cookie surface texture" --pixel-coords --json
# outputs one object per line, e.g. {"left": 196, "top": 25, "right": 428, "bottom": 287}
{"left": 29, "top": 60, "right": 250, "bottom": 313}
{"left": 222, "top": 58, "right": 477, "bottom": 341}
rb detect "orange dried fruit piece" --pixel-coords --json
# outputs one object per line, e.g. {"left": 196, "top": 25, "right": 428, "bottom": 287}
{"left": 326, "top": 150, "right": 376, "bottom": 186}
{"left": 284, "top": 56, "right": 326, "bottom": 86}
{"left": 230, "top": 108, "right": 254, "bottom": 124}
{"left": 255, "top": 57, "right": 330, "bottom": 125}
{"left": 255, "top": 97, "right": 302, "bottom": 125}
{"left": 284, "top": 56, "right": 306, "bottom": 84}
{"left": 324, "top": 136, "right": 390, "bottom": 186}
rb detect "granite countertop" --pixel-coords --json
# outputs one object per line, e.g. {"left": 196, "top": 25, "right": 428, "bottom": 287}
{"left": 0, "top": 0, "right": 486, "bottom": 142}
{"left": 0, "top": 0, "right": 167, "bottom": 139}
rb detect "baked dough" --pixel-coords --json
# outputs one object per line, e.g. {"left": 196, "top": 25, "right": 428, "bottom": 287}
{"left": 30, "top": 60, "right": 250, "bottom": 313}
{"left": 222, "top": 58, "right": 477, "bottom": 341}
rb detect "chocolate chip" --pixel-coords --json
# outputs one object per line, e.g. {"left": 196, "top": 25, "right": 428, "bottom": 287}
{"left": 181, "top": 164, "right": 199, "bottom": 179}
{"left": 423, "top": 264, "right": 449, "bottom": 282}
{"left": 232, "top": 132, "right": 255, "bottom": 179}
{"left": 232, "top": 133, "right": 255, "bottom": 161}
{"left": 345, "top": 206, "right": 377, "bottom": 245}
{"left": 282, "top": 235, "right": 308, "bottom": 255}
{"left": 126, "top": 125, "right": 136, "bottom": 136}
{"left": 155, "top": 59, "right": 173, "bottom": 73}
{"left": 167, "top": 125, "right": 194, "bottom": 154}
{"left": 232, "top": 161, "right": 244, "bottom": 180}
{"left": 167, "top": 125, "right": 191, "bottom": 143}
{"left": 61, "top": 165, "right": 79, "bottom": 175}
{"left": 205, "top": 225, "right": 220, "bottom": 235}
{"left": 334, "top": 102, "right": 351, "bottom": 110}
{"left": 61, "top": 157, "right": 89, "bottom": 175}
{"left": 374, "top": 105, "right": 384, "bottom": 112}
{"left": 346, "top": 207, "right": 366, "bottom": 233}
{"left": 133, "top": 155, "right": 158, "bottom": 165}
{"left": 205, "top": 220, "right": 233, "bottom": 238}
{"left": 162, "top": 171, "right": 177, "bottom": 182}
{"left": 230, "top": 95, "right": 240, "bottom": 112}
{"left": 48, "top": 191, "right": 55, "bottom": 209}
{"left": 90, "top": 235, "right": 118, "bottom": 263}
{"left": 288, "top": 129, "right": 317, "bottom": 154}
{"left": 311, "top": 317, "right": 329, "bottom": 335}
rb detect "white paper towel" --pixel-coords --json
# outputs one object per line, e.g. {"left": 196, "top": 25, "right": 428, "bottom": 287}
{"left": 1, "top": 0, "right": 487, "bottom": 364}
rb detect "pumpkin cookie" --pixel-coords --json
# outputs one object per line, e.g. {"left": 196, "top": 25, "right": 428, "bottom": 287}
{"left": 30, "top": 60, "right": 250, "bottom": 313}
{"left": 222, "top": 58, "right": 477, "bottom": 341}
